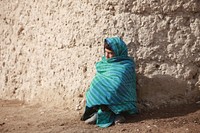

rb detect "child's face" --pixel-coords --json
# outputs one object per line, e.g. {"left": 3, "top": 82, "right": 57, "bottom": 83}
{"left": 105, "top": 48, "right": 115, "bottom": 59}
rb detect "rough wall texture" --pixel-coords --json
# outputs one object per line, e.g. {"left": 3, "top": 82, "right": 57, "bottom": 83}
{"left": 1, "top": 0, "right": 200, "bottom": 110}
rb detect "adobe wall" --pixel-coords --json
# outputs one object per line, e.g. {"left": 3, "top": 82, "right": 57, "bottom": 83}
{"left": 1, "top": 0, "right": 200, "bottom": 110}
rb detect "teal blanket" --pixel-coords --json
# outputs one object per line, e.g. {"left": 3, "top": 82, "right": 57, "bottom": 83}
{"left": 85, "top": 37, "right": 137, "bottom": 127}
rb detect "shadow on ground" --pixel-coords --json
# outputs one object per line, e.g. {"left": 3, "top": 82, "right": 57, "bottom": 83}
{"left": 126, "top": 103, "right": 200, "bottom": 124}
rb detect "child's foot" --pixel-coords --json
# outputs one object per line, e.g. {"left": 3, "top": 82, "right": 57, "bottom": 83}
{"left": 85, "top": 113, "right": 97, "bottom": 124}
{"left": 114, "top": 115, "right": 125, "bottom": 124}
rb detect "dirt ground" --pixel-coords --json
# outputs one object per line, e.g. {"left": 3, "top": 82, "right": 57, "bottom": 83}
{"left": 0, "top": 100, "right": 199, "bottom": 133}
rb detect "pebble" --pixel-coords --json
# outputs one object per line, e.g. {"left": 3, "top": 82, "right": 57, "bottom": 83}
{"left": 0, "top": 122, "right": 5, "bottom": 126}
{"left": 196, "top": 101, "right": 200, "bottom": 104}
{"left": 60, "top": 123, "right": 65, "bottom": 126}
{"left": 75, "top": 105, "right": 82, "bottom": 110}
{"left": 153, "top": 125, "right": 158, "bottom": 128}
{"left": 120, "top": 128, "right": 126, "bottom": 132}
{"left": 146, "top": 125, "right": 151, "bottom": 128}
{"left": 40, "top": 111, "right": 45, "bottom": 115}
{"left": 193, "top": 120, "right": 197, "bottom": 123}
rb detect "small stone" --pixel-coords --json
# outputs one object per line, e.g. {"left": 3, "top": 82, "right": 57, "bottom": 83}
{"left": 75, "top": 105, "right": 82, "bottom": 110}
{"left": 0, "top": 122, "right": 5, "bottom": 126}
{"left": 78, "top": 94, "right": 83, "bottom": 97}
{"left": 60, "top": 123, "right": 65, "bottom": 126}
{"left": 121, "top": 128, "right": 126, "bottom": 132}
{"left": 146, "top": 125, "right": 151, "bottom": 128}
{"left": 153, "top": 125, "right": 158, "bottom": 128}
{"left": 40, "top": 111, "right": 45, "bottom": 115}
{"left": 196, "top": 101, "right": 200, "bottom": 104}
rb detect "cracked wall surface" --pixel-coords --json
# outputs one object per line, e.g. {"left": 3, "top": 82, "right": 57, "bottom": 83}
{"left": 0, "top": 0, "right": 200, "bottom": 110}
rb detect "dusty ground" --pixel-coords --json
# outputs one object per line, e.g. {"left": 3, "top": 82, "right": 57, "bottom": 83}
{"left": 0, "top": 100, "right": 199, "bottom": 133}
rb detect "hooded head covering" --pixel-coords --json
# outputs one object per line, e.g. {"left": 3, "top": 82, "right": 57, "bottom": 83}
{"left": 105, "top": 37, "right": 128, "bottom": 57}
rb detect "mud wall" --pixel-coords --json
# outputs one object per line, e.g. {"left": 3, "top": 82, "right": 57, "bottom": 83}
{"left": 1, "top": 0, "right": 200, "bottom": 110}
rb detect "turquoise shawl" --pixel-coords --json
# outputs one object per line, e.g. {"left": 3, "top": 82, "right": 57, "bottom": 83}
{"left": 85, "top": 37, "right": 137, "bottom": 127}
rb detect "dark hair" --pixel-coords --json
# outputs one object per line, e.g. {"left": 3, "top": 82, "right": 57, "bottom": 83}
{"left": 104, "top": 40, "right": 112, "bottom": 51}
